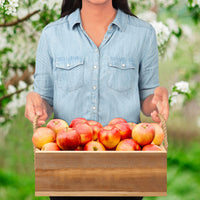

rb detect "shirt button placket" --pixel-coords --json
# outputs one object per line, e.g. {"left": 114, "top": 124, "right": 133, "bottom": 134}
{"left": 92, "top": 48, "right": 99, "bottom": 121}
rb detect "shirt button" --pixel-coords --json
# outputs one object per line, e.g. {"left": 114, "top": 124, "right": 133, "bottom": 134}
{"left": 93, "top": 86, "right": 97, "bottom": 90}
{"left": 94, "top": 65, "right": 97, "bottom": 69}
{"left": 92, "top": 106, "right": 96, "bottom": 110}
{"left": 122, "top": 64, "right": 126, "bottom": 67}
{"left": 95, "top": 49, "right": 98, "bottom": 52}
{"left": 67, "top": 64, "right": 70, "bottom": 67}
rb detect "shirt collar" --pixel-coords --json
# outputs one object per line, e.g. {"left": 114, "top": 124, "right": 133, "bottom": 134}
{"left": 68, "top": 8, "right": 128, "bottom": 32}
{"left": 111, "top": 9, "right": 128, "bottom": 32}
{"left": 68, "top": 9, "right": 82, "bottom": 30}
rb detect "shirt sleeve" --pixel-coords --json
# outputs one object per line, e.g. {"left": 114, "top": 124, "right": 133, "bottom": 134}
{"left": 34, "top": 29, "right": 54, "bottom": 106}
{"left": 139, "top": 26, "right": 160, "bottom": 101}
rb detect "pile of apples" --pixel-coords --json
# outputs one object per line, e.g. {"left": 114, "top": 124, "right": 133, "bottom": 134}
{"left": 32, "top": 117, "right": 165, "bottom": 151}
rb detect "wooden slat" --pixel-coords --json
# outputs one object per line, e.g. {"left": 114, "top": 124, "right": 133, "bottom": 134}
{"left": 35, "top": 151, "right": 167, "bottom": 170}
{"left": 35, "top": 151, "right": 167, "bottom": 196}
{"left": 35, "top": 191, "right": 167, "bottom": 197}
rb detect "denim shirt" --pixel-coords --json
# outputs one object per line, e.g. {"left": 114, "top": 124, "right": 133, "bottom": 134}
{"left": 34, "top": 9, "right": 159, "bottom": 126}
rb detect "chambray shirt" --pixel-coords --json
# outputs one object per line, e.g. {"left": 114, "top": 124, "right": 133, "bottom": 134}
{"left": 34, "top": 9, "right": 159, "bottom": 126}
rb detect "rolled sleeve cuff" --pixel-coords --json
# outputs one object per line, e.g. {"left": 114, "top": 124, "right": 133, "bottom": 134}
{"left": 140, "top": 86, "right": 158, "bottom": 101}
{"left": 34, "top": 88, "right": 53, "bottom": 107}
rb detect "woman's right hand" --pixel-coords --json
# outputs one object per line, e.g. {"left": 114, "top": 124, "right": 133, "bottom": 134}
{"left": 25, "top": 92, "right": 52, "bottom": 127}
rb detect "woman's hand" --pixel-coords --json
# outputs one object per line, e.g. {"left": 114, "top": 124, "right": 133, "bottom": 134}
{"left": 151, "top": 87, "right": 169, "bottom": 123}
{"left": 25, "top": 92, "right": 53, "bottom": 127}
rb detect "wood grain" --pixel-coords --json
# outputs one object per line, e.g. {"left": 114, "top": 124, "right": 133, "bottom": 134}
{"left": 35, "top": 151, "right": 167, "bottom": 196}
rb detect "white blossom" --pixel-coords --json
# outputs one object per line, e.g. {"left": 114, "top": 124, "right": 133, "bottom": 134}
{"left": 16, "top": 69, "right": 23, "bottom": 77}
{"left": 138, "top": 11, "right": 157, "bottom": 22}
{"left": 18, "top": 80, "right": 27, "bottom": 90}
{"left": 151, "top": 21, "right": 171, "bottom": 47}
{"left": 4, "top": 0, "right": 19, "bottom": 15}
{"left": 7, "top": 84, "right": 16, "bottom": 94}
{"left": 164, "top": 35, "right": 178, "bottom": 59}
{"left": 181, "top": 24, "right": 194, "bottom": 41}
{"left": 0, "top": 117, "right": 6, "bottom": 123}
{"left": 0, "top": 70, "right": 2, "bottom": 85}
{"left": 166, "top": 18, "right": 179, "bottom": 34}
{"left": 158, "top": 0, "right": 176, "bottom": 7}
{"left": 189, "top": 0, "right": 200, "bottom": 7}
{"left": 0, "top": 0, "right": 5, "bottom": 7}
{"left": 170, "top": 95, "right": 177, "bottom": 106}
{"left": 175, "top": 81, "right": 190, "bottom": 93}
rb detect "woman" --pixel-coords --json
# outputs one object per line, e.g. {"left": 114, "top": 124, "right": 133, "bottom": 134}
{"left": 25, "top": 0, "right": 169, "bottom": 199}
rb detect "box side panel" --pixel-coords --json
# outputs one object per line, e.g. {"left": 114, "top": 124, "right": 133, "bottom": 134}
{"left": 35, "top": 152, "right": 167, "bottom": 196}
{"left": 35, "top": 152, "right": 167, "bottom": 169}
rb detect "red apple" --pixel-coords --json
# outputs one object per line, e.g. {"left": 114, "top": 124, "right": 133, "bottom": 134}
{"left": 108, "top": 118, "right": 127, "bottom": 125}
{"left": 41, "top": 142, "right": 60, "bottom": 151}
{"left": 74, "top": 123, "right": 93, "bottom": 145}
{"left": 32, "top": 127, "right": 56, "bottom": 149}
{"left": 151, "top": 123, "right": 165, "bottom": 146}
{"left": 87, "top": 120, "right": 103, "bottom": 141}
{"left": 75, "top": 146, "right": 84, "bottom": 151}
{"left": 127, "top": 122, "right": 137, "bottom": 131}
{"left": 114, "top": 123, "right": 132, "bottom": 140}
{"left": 116, "top": 139, "right": 141, "bottom": 151}
{"left": 69, "top": 118, "right": 88, "bottom": 128}
{"left": 47, "top": 119, "right": 69, "bottom": 135}
{"left": 132, "top": 123, "right": 155, "bottom": 146}
{"left": 56, "top": 128, "right": 81, "bottom": 150}
{"left": 98, "top": 125, "right": 121, "bottom": 149}
{"left": 84, "top": 141, "right": 105, "bottom": 151}
{"left": 142, "top": 144, "right": 162, "bottom": 151}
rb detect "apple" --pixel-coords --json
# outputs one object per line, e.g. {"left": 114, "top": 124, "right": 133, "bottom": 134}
{"left": 98, "top": 125, "right": 121, "bottom": 149}
{"left": 151, "top": 123, "right": 165, "bottom": 146}
{"left": 41, "top": 142, "right": 60, "bottom": 151}
{"left": 142, "top": 144, "right": 162, "bottom": 151}
{"left": 75, "top": 146, "right": 84, "bottom": 151}
{"left": 84, "top": 141, "right": 105, "bottom": 151}
{"left": 69, "top": 117, "right": 88, "bottom": 128}
{"left": 74, "top": 123, "right": 93, "bottom": 145}
{"left": 47, "top": 119, "right": 69, "bottom": 135}
{"left": 132, "top": 123, "right": 155, "bottom": 146}
{"left": 56, "top": 128, "right": 81, "bottom": 150}
{"left": 116, "top": 139, "right": 141, "bottom": 151}
{"left": 114, "top": 123, "right": 132, "bottom": 140}
{"left": 108, "top": 118, "right": 127, "bottom": 125}
{"left": 32, "top": 127, "right": 56, "bottom": 149}
{"left": 87, "top": 120, "right": 103, "bottom": 141}
{"left": 127, "top": 122, "right": 137, "bottom": 131}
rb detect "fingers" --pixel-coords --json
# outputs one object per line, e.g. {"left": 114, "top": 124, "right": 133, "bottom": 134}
{"left": 151, "top": 87, "right": 169, "bottom": 122}
{"left": 25, "top": 92, "right": 48, "bottom": 126}
{"left": 151, "top": 110, "right": 161, "bottom": 123}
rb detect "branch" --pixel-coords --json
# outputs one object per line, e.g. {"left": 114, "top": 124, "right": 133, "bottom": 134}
{"left": 0, "top": 10, "right": 40, "bottom": 27}
{"left": 0, "top": 87, "right": 28, "bottom": 102}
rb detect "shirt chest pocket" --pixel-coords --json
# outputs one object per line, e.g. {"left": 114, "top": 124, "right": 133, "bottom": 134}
{"left": 55, "top": 56, "right": 84, "bottom": 92}
{"left": 107, "top": 57, "right": 137, "bottom": 92}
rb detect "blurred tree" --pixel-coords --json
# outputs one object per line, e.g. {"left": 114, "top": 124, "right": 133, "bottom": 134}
{"left": 0, "top": 0, "right": 200, "bottom": 127}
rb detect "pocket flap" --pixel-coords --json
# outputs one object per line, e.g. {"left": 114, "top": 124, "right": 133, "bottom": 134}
{"left": 108, "top": 57, "right": 136, "bottom": 70}
{"left": 56, "top": 56, "right": 84, "bottom": 70}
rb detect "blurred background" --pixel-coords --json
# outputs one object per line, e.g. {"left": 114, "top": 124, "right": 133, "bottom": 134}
{"left": 0, "top": 0, "right": 200, "bottom": 199}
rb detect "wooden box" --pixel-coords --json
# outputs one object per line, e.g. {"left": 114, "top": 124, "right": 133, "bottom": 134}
{"left": 34, "top": 147, "right": 167, "bottom": 197}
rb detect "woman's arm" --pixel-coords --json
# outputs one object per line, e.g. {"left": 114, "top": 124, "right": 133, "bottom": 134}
{"left": 25, "top": 92, "right": 53, "bottom": 126}
{"left": 141, "top": 87, "right": 169, "bottom": 122}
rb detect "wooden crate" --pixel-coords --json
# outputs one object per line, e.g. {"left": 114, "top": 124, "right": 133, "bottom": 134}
{"left": 34, "top": 147, "right": 167, "bottom": 197}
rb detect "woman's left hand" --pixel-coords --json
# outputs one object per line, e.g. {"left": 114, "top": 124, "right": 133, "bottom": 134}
{"left": 151, "top": 87, "right": 169, "bottom": 123}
